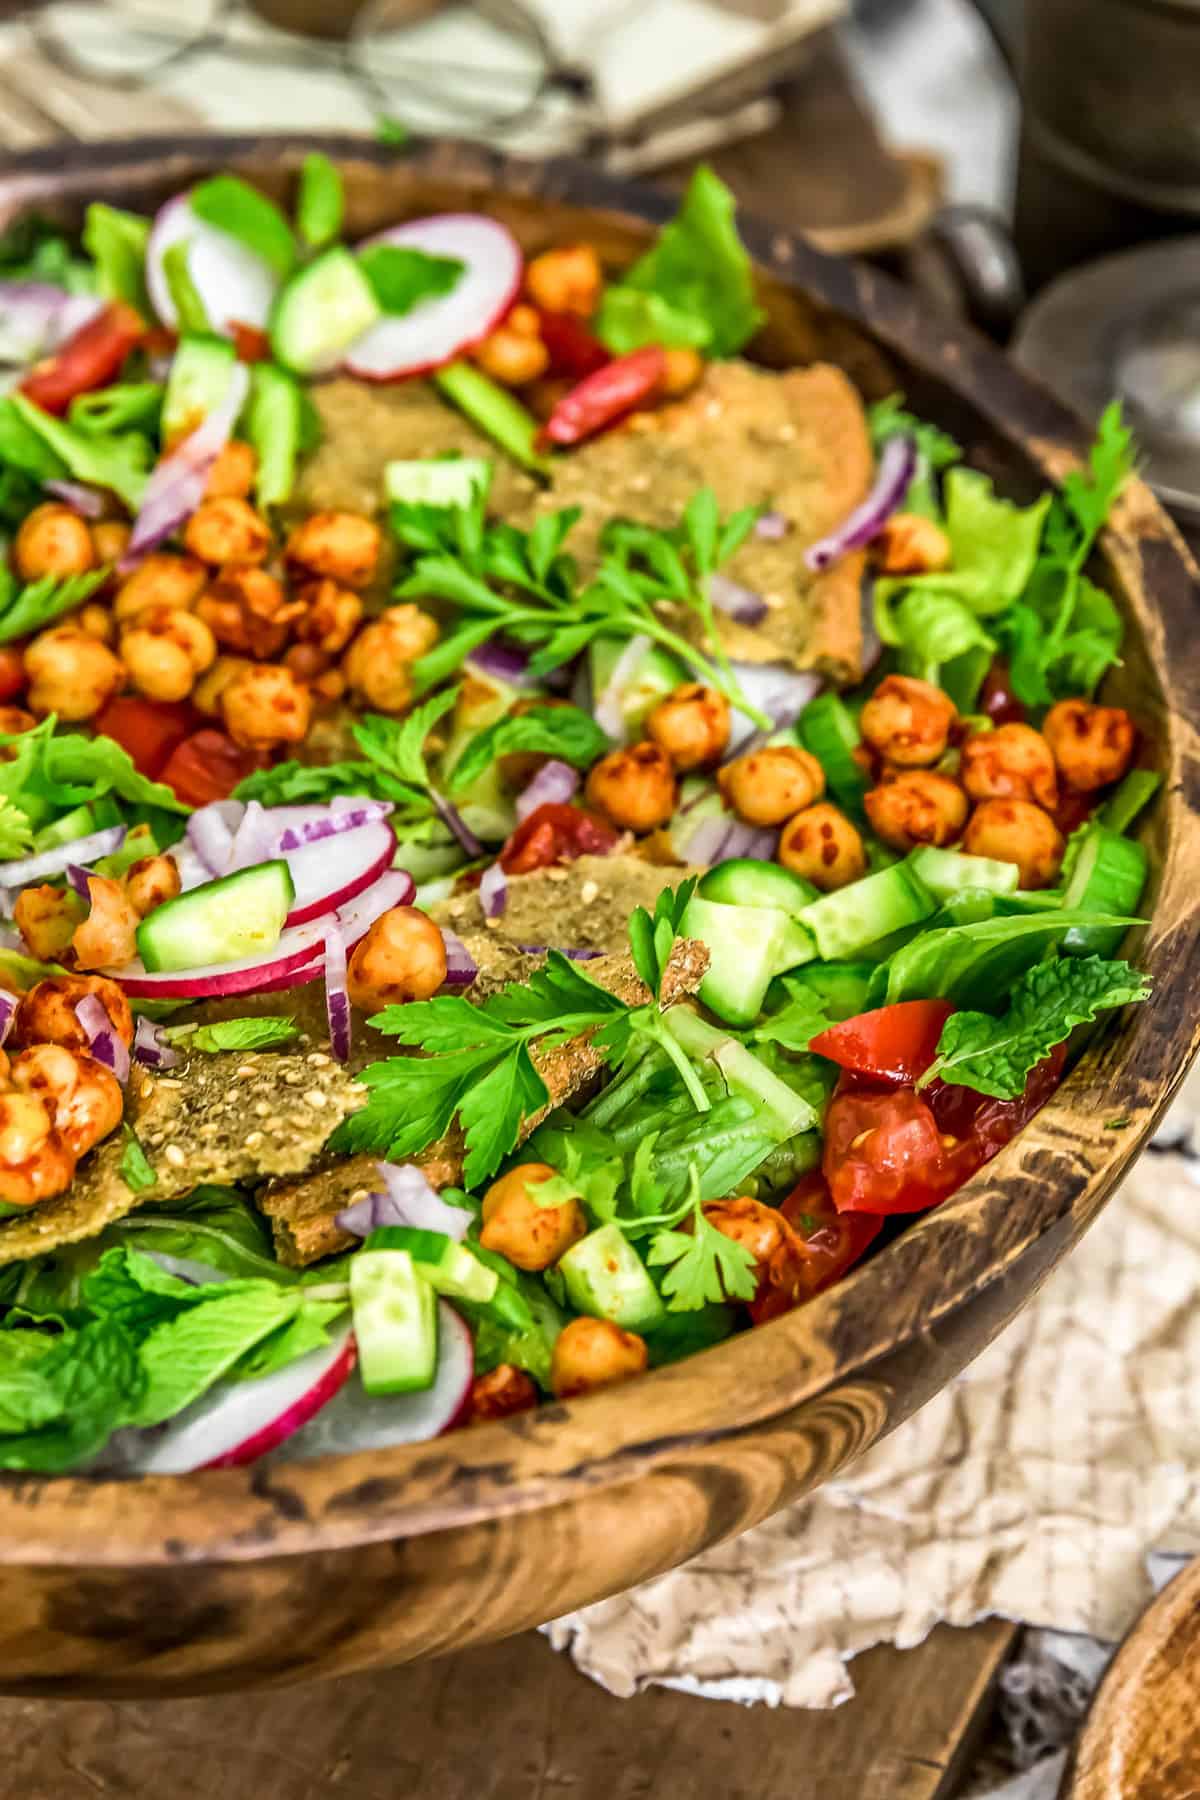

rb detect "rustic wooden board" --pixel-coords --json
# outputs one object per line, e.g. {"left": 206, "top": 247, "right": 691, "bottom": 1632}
{"left": 2, "top": 1620, "right": 1016, "bottom": 1800}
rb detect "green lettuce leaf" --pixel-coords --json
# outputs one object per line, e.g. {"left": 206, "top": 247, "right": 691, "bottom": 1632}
{"left": 10, "top": 393, "right": 152, "bottom": 512}
{"left": 82, "top": 203, "right": 151, "bottom": 314}
{"left": 875, "top": 469, "right": 1050, "bottom": 630}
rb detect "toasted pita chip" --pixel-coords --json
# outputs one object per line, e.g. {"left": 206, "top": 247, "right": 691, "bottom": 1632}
{"left": 431, "top": 854, "right": 696, "bottom": 963}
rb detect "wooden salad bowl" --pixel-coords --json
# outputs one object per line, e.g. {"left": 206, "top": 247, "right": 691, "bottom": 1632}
{"left": 0, "top": 135, "right": 1195, "bottom": 1699}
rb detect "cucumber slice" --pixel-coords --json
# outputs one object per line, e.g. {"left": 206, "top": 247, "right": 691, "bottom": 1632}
{"left": 798, "top": 692, "right": 869, "bottom": 816}
{"left": 365, "top": 1225, "right": 497, "bottom": 1307}
{"left": 698, "top": 857, "right": 819, "bottom": 913}
{"left": 162, "top": 334, "right": 237, "bottom": 442}
{"left": 798, "top": 862, "right": 936, "bottom": 962}
{"left": 1098, "top": 769, "right": 1162, "bottom": 836}
{"left": 33, "top": 802, "right": 98, "bottom": 852}
{"left": 350, "top": 1247, "right": 438, "bottom": 1395}
{"left": 681, "top": 893, "right": 813, "bottom": 1026}
{"left": 270, "top": 246, "right": 381, "bottom": 375}
{"left": 245, "top": 362, "right": 304, "bottom": 507}
{"left": 589, "top": 635, "right": 685, "bottom": 738}
{"left": 385, "top": 457, "right": 491, "bottom": 510}
{"left": 1060, "top": 825, "right": 1148, "bottom": 955}
{"left": 908, "top": 845, "right": 1019, "bottom": 902}
{"left": 135, "top": 860, "right": 294, "bottom": 973}
{"left": 559, "top": 1224, "right": 666, "bottom": 1333}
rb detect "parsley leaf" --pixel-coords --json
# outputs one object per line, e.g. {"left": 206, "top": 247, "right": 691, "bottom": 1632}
{"left": 646, "top": 1171, "right": 757, "bottom": 1311}
{"left": 164, "top": 1016, "right": 299, "bottom": 1054}
{"left": 0, "top": 567, "right": 110, "bottom": 644}
{"left": 235, "top": 689, "right": 460, "bottom": 818}
{"left": 921, "top": 953, "right": 1150, "bottom": 1098}
{"left": 448, "top": 703, "right": 609, "bottom": 794}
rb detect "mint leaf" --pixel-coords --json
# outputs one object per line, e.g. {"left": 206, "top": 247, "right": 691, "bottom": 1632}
{"left": 120, "top": 1127, "right": 157, "bottom": 1195}
{"left": 358, "top": 244, "right": 463, "bottom": 316}
{"left": 190, "top": 174, "right": 296, "bottom": 279}
{"left": 447, "top": 704, "right": 609, "bottom": 794}
{"left": 165, "top": 1016, "right": 298, "bottom": 1054}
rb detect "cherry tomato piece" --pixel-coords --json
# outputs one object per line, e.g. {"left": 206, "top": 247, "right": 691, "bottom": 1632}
{"left": 94, "top": 696, "right": 195, "bottom": 780}
{"left": 499, "top": 802, "right": 619, "bottom": 875}
{"left": 158, "top": 728, "right": 266, "bottom": 806}
{"left": 979, "top": 659, "right": 1026, "bottom": 727}
{"left": 925, "top": 1042, "right": 1067, "bottom": 1163}
{"left": 823, "top": 1084, "right": 958, "bottom": 1216}
{"left": 20, "top": 300, "right": 146, "bottom": 415}
{"left": 229, "top": 320, "right": 272, "bottom": 362}
{"left": 810, "top": 999, "right": 954, "bottom": 1086}
{"left": 538, "top": 346, "right": 667, "bottom": 448}
{"left": 534, "top": 308, "right": 610, "bottom": 380}
{"left": 0, "top": 646, "right": 26, "bottom": 704}
{"left": 749, "top": 1172, "right": 883, "bottom": 1324}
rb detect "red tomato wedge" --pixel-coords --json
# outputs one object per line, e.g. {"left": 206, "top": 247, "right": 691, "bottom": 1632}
{"left": 158, "top": 728, "right": 266, "bottom": 807}
{"left": 94, "top": 696, "right": 194, "bottom": 781}
{"left": 20, "top": 300, "right": 146, "bottom": 415}
{"left": 499, "top": 802, "right": 619, "bottom": 875}
{"left": 823, "top": 1085, "right": 957, "bottom": 1216}
{"left": 0, "top": 647, "right": 26, "bottom": 704}
{"left": 538, "top": 346, "right": 666, "bottom": 448}
{"left": 809, "top": 999, "right": 954, "bottom": 1086}
{"left": 749, "top": 1173, "right": 883, "bottom": 1324}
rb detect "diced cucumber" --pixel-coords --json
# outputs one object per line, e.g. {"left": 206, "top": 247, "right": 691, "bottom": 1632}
{"left": 245, "top": 362, "right": 304, "bottom": 508}
{"left": 699, "top": 857, "right": 819, "bottom": 913}
{"left": 589, "top": 635, "right": 685, "bottom": 739}
{"left": 162, "top": 335, "right": 237, "bottom": 442}
{"left": 365, "top": 1225, "right": 497, "bottom": 1306}
{"left": 135, "top": 860, "right": 294, "bottom": 972}
{"left": 778, "top": 961, "right": 873, "bottom": 1021}
{"left": 350, "top": 1247, "right": 438, "bottom": 1394}
{"left": 909, "top": 845, "right": 1019, "bottom": 902}
{"left": 270, "top": 246, "right": 381, "bottom": 376}
{"left": 432, "top": 362, "right": 551, "bottom": 475}
{"left": 798, "top": 692, "right": 869, "bottom": 816}
{"left": 392, "top": 817, "right": 466, "bottom": 885}
{"left": 385, "top": 457, "right": 491, "bottom": 510}
{"left": 1060, "top": 825, "right": 1148, "bottom": 955}
{"left": 1098, "top": 769, "right": 1162, "bottom": 836}
{"left": 559, "top": 1223, "right": 666, "bottom": 1333}
{"left": 681, "top": 893, "right": 813, "bottom": 1027}
{"left": 797, "top": 862, "right": 936, "bottom": 962}
{"left": 439, "top": 667, "right": 524, "bottom": 844}
{"left": 33, "top": 802, "right": 98, "bottom": 852}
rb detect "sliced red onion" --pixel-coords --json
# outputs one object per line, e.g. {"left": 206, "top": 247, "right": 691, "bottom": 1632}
{"left": 515, "top": 758, "right": 578, "bottom": 822}
{"left": 755, "top": 510, "right": 790, "bottom": 542}
{"left": 133, "top": 1014, "right": 180, "bottom": 1069}
{"left": 440, "top": 927, "right": 477, "bottom": 988}
{"left": 677, "top": 813, "right": 778, "bottom": 867}
{"left": 593, "top": 632, "right": 650, "bottom": 741}
{"left": 725, "top": 664, "right": 824, "bottom": 759}
{"left": 0, "top": 824, "right": 125, "bottom": 888}
{"left": 804, "top": 434, "right": 918, "bottom": 573}
{"left": 0, "top": 989, "right": 16, "bottom": 1047}
{"left": 334, "top": 1162, "right": 474, "bottom": 1242}
{"left": 323, "top": 921, "right": 351, "bottom": 1063}
{"left": 121, "top": 360, "right": 251, "bottom": 568}
{"left": 185, "top": 799, "right": 242, "bottom": 876}
{"left": 433, "top": 790, "right": 484, "bottom": 859}
{"left": 44, "top": 478, "right": 105, "bottom": 518}
{"left": 228, "top": 800, "right": 275, "bottom": 872}
{"left": 65, "top": 862, "right": 93, "bottom": 901}
{"left": 479, "top": 860, "right": 507, "bottom": 919}
{"left": 708, "top": 572, "right": 768, "bottom": 627}
{"left": 275, "top": 798, "right": 394, "bottom": 851}
{"left": 466, "top": 640, "right": 533, "bottom": 687}
{"left": 0, "top": 283, "right": 100, "bottom": 365}
{"left": 75, "top": 993, "right": 130, "bottom": 1083}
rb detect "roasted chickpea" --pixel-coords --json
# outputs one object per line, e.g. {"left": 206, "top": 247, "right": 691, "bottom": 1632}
{"left": 77, "top": 603, "right": 115, "bottom": 645}
{"left": 283, "top": 643, "right": 330, "bottom": 683}
{"left": 658, "top": 347, "right": 704, "bottom": 399}
{"left": 183, "top": 496, "right": 271, "bottom": 568}
{"left": 12, "top": 1044, "right": 122, "bottom": 1159}
{"left": 71, "top": 874, "right": 140, "bottom": 972}
{"left": 124, "top": 854, "right": 182, "bottom": 919}
{"left": 524, "top": 243, "right": 602, "bottom": 317}
{"left": 204, "top": 439, "right": 257, "bottom": 502}
{"left": 0, "top": 706, "right": 35, "bottom": 736}
{"left": 479, "top": 1163, "right": 586, "bottom": 1273}
{"left": 341, "top": 617, "right": 419, "bottom": 715}
{"left": 864, "top": 769, "right": 968, "bottom": 850}
{"left": 196, "top": 567, "right": 301, "bottom": 659}
{"left": 585, "top": 742, "right": 677, "bottom": 833}
{"left": 1043, "top": 698, "right": 1136, "bottom": 793}
{"left": 192, "top": 654, "right": 252, "bottom": 717}
{"left": 285, "top": 511, "right": 381, "bottom": 588}
{"left": 121, "top": 605, "right": 216, "bottom": 703}
{"left": 961, "top": 723, "right": 1058, "bottom": 811}
{"left": 0, "top": 1087, "right": 51, "bottom": 1167}
{"left": 467, "top": 1364, "right": 539, "bottom": 1426}
{"left": 313, "top": 667, "right": 345, "bottom": 704}
{"left": 472, "top": 322, "right": 549, "bottom": 387}
{"left": 220, "top": 662, "right": 311, "bottom": 750}
{"left": 962, "top": 798, "right": 1064, "bottom": 889}
{"left": 113, "top": 552, "right": 207, "bottom": 621}
{"left": 778, "top": 802, "right": 867, "bottom": 892}
{"left": 718, "top": 744, "right": 825, "bottom": 827}
{"left": 523, "top": 376, "right": 572, "bottom": 422}
{"left": 551, "top": 1317, "right": 648, "bottom": 1399}
{"left": 14, "top": 502, "right": 96, "bottom": 582}
{"left": 871, "top": 512, "right": 953, "bottom": 576}
{"left": 703, "top": 1197, "right": 801, "bottom": 1289}
{"left": 12, "top": 974, "right": 133, "bottom": 1054}
{"left": 13, "top": 884, "right": 81, "bottom": 961}
{"left": 295, "top": 579, "right": 363, "bottom": 656}
{"left": 860, "top": 674, "right": 958, "bottom": 768}
{"left": 345, "top": 905, "right": 447, "bottom": 1011}
{"left": 24, "top": 627, "right": 123, "bottom": 721}
{"left": 0, "top": 1116, "right": 74, "bottom": 1207}
{"left": 91, "top": 519, "right": 131, "bottom": 568}
{"left": 645, "top": 683, "right": 730, "bottom": 772}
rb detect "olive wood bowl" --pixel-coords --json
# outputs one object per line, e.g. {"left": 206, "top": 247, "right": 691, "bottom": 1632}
{"left": 0, "top": 134, "right": 1195, "bottom": 1699}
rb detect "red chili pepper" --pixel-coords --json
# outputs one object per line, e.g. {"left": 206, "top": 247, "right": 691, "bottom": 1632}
{"left": 534, "top": 308, "right": 610, "bottom": 380}
{"left": 538, "top": 346, "right": 666, "bottom": 449}
{"left": 20, "top": 300, "right": 146, "bottom": 415}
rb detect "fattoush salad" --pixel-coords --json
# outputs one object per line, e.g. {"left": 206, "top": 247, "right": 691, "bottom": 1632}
{"left": 0, "top": 159, "right": 1154, "bottom": 1473}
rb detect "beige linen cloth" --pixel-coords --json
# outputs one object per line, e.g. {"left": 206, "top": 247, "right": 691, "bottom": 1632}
{"left": 547, "top": 1065, "right": 1200, "bottom": 1709}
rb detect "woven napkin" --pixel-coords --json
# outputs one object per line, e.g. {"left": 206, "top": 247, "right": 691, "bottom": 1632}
{"left": 547, "top": 1065, "right": 1200, "bottom": 1710}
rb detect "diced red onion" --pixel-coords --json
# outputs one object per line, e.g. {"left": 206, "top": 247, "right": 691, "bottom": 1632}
{"left": 0, "top": 283, "right": 101, "bottom": 365}
{"left": 755, "top": 510, "right": 790, "bottom": 541}
{"left": 75, "top": 993, "right": 130, "bottom": 1083}
{"left": 479, "top": 860, "right": 507, "bottom": 919}
{"left": 515, "top": 758, "right": 578, "bottom": 822}
{"left": 433, "top": 791, "right": 484, "bottom": 859}
{"left": 186, "top": 800, "right": 243, "bottom": 876}
{"left": 465, "top": 640, "right": 533, "bottom": 687}
{"left": 0, "top": 824, "right": 125, "bottom": 888}
{"left": 44, "top": 478, "right": 105, "bottom": 518}
{"left": 725, "top": 663, "right": 824, "bottom": 759}
{"left": 65, "top": 862, "right": 93, "bottom": 901}
{"left": 275, "top": 798, "right": 394, "bottom": 851}
{"left": 804, "top": 434, "right": 918, "bottom": 573}
{"left": 708, "top": 572, "right": 768, "bottom": 627}
{"left": 678, "top": 813, "right": 778, "bottom": 867}
{"left": 440, "top": 927, "right": 477, "bottom": 988}
{"left": 121, "top": 361, "right": 251, "bottom": 568}
{"left": 334, "top": 1162, "right": 474, "bottom": 1241}
{"left": 323, "top": 921, "right": 352, "bottom": 1063}
{"left": 593, "top": 632, "right": 650, "bottom": 741}
{"left": 516, "top": 944, "right": 603, "bottom": 960}
{"left": 0, "top": 989, "right": 16, "bottom": 1047}
{"left": 133, "top": 1014, "right": 179, "bottom": 1069}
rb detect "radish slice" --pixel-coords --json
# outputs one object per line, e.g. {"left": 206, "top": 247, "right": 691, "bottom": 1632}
{"left": 146, "top": 192, "right": 279, "bottom": 338}
{"left": 272, "top": 1304, "right": 474, "bottom": 1461}
{"left": 285, "top": 820, "right": 396, "bottom": 926}
{"left": 113, "top": 917, "right": 332, "bottom": 1000}
{"left": 343, "top": 214, "right": 522, "bottom": 381}
{"left": 331, "top": 868, "right": 416, "bottom": 942}
{"left": 131, "top": 1326, "right": 357, "bottom": 1474}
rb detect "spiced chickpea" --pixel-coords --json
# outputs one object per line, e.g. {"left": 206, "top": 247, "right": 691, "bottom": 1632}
{"left": 124, "top": 854, "right": 181, "bottom": 918}
{"left": 871, "top": 513, "right": 953, "bottom": 576}
{"left": 551, "top": 1317, "right": 648, "bottom": 1399}
{"left": 12, "top": 974, "right": 133, "bottom": 1054}
{"left": 860, "top": 674, "right": 957, "bottom": 768}
{"left": 467, "top": 1364, "right": 538, "bottom": 1426}
{"left": 192, "top": 654, "right": 252, "bottom": 717}
{"left": 585, "top": 742, "right": 677, "bottom": 833}
{"left": 524, "top": 243, "right": 602, "bottom": 317}
{"left": 204, "top": 439, "right": 257, "bottom": 502}
{"left": 13, "top": 884, "right": 81, "bottom": 961}
{"left": 196, "top": 567, "right": 300, "bottom": 659}
{"left": 472, "top": 321, "right": 549, "bottom": 387}
{"left": 121, "top": 605, "right": 216, "bottom": 703}
{"left": 24, "top": 627, "right": 123, "bottom": 721}
{"left": 341, "top": 619, "right": 416, "bottom": 715}
{"left": 295, "top": 579, "right": 363, "bottom": 656}
{"left": 703, "top": 1197, "right": 801, "bottom": 1288}
{"left": 645, "top": 682, "right": 730, "bottom": 772}
{"left": 220, "top": 662, "right": 311, "bottom": 751}
{"left": 14, "top": 503, "right": 95, "bottom": 582}
{"left": 658, "top": 347, "right": 704, "bottom": 400}
{"left": 961, "top": 723, "right": 1058, "bottom": 811}
{"left": 864, "top": 769, "right": 968, "bottom": 851}
{"left": 0, "top": 1088, "right": 51, "bottom": 1169}
{"left": 77, "top": 603, "right": 114, "bottom": 645}
{"left": 345, "top": 905, "right": 447, "bottom": 1011}
{"left": 718, "top": 744, "right": 825, "bottom": 828}
{"left": 90, "top": 519, "right": 131, "bottom": 568}
{"left": 962, "top": 798, "right": 1064, "bottom": 889}
{"left": 285, "top": 511, "right": 381, "bottom": 588}
{"left": 72, "top": 874, "right": 140, "bottom": 971}
{"left": 1043, "top": 698, "right": 1136, "bottom": 793}
{"left": 480, "top": 1163, "right": 586, "bottom": 1273}
{"left": 183, "top": 496, "right": 271, "bottom": 568}
{"left": 779, "top": 802, "right": 867, "bottom": 892}
{"left": 0, "top": 706, "right": 35, "bottom": 736}
{"left": 0, "top": 1108, "right": 74, "bottom": 1208}
{"left": 11, "top": 1044, "right": 122, "bottom": 1159}
{"left": 113, "top": 552, "right": 207, "bottom": 621}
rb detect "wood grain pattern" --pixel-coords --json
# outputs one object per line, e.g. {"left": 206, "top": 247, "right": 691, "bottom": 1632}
{"left": 0, "top": 135, "right": 1192, "bottom": 1698}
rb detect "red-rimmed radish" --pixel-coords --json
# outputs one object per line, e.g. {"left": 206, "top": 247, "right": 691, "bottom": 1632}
{"left": 146, "top": 193, "right": 279, "bottom": 338}
{"left": 112, "top": 916, "right": 331, "bottom": 999}
{"left": 130, "top": 1327, "right": 357, "bottom": 1474}
{"left": 331, "top": 868, "right": 416, "bottom": 941}
{"left": 343, "top": 214, "right": 522, "bottom": 381}
{"left": 270, "top": 1304, "right": 473, "bottom": 1461}
{"left": 285, "top": 820, "right": 396, "bottom": 926}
